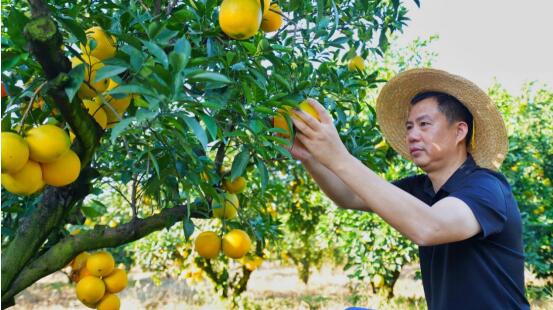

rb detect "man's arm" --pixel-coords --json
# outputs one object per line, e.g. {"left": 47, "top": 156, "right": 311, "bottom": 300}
{"left": 329, "top": 153, "right": 481, "bottom": 246}
{"left": 291, "top": 99, "right": 481, "bottom": 246}
{"left": 302, "top": 158, "right": 367, "bottom": 211}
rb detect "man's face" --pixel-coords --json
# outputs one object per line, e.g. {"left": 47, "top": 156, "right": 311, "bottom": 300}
{"left": 405, "top": 98, "right": 462, "bottom": 171}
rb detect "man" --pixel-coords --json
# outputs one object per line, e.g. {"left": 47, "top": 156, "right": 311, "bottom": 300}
{"left": 288, "top": 68, "right": 530, "bottom": 309}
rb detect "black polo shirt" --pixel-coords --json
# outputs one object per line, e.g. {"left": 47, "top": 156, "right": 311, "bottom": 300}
{"left": 393, "top": 155, "right": 530, "bottom": 310}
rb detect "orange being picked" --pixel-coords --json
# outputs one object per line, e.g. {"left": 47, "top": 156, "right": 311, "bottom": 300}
{"left": 273, "top": 100, "right": 321, "bottom": 138}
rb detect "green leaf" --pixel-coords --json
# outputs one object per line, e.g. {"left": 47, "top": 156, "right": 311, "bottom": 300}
{"left": 65, "top": 64, "right": 85, "bottom": 102}
{"left": 189, "top": 72, "right": 232, "bottom": 84}
{"left": 230, "top": 148, "right": 250, "bottom": 181}
{"left": 107, "top": 84, "right": 154, "bottom": 96}
{"left": 174, "top": 37, "right": 191, "bottom": 60}
{"left": 81, "top": 200, "right": 107, "bottom": 218}
{"left": 199, "top": 113, "right": 218, "bottom": 140}
{"left": 120, "top": 45, "right": 144, "bottom": 72}
{"left": 181, "top": 115, "right": 208, "bottom": 149}
{"left": 169, "top": 52, "right": 188, "bottom": 74}
{"left": 94, "top": 65, "right": 128, "bottom": 83}
{"left": 7, "top": 9, "right": 29, "bottom": 49}
{"left": 183, "top": 218, "right": 195, "bottom": 240}
{"left": 56, "top": 15, "right": 87, "bottom": 44}
{"left": 110, "top": 117, "right": 134, "bottom": 143}
{"left": 256, "top": 158, "right": 269, "bottom": 193}
{"left": 142, "top": 40, "right": 169, "bottom": 68}
{"left": 148, "top": 152, "right": 161, "bottom": 178}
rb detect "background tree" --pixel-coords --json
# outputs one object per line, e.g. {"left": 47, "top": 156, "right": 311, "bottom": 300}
{"left": 1, "top": 0, "right": 415, "bottom": 307}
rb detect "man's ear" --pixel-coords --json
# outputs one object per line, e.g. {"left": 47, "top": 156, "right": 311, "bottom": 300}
{"left": 456, "top": 121, "right": 469, "bottom": 145}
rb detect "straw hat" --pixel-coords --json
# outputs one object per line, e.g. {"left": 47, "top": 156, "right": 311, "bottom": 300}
{"left": 376, "top": 68, "right": 508, "bottom": 171}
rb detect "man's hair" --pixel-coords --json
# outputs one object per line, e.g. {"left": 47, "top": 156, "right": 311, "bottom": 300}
{"left": 410, "top": 91, "right": 473, "bottom": 147}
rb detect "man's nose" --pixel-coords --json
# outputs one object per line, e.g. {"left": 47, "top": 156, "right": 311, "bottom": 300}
{"left": 406, "top": 128, "right": 421, "bottom": 143}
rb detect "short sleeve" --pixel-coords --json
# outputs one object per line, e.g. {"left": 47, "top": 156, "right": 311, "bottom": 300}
{"left": 449, "top": 173, "right": 507, "bottom": 239}
{"left": 392, "top": 175, "right": 420, "bottom": 195}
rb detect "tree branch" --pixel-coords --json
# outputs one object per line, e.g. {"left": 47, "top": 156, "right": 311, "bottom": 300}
{"left": 1, "top": 203, "right": 208, "bottom": 304}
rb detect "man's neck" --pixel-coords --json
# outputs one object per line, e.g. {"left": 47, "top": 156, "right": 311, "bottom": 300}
{"left": 427, "top": 152, "right": 468, "bottom": 193}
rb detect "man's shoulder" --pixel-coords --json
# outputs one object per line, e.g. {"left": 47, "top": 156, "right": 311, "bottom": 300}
{"left": 463, "top": 167, "right": 511, "bottom": 191}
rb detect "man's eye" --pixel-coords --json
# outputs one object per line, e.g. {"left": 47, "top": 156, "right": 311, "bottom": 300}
{"left": 421, "top": 122, "right": 429, "bottom": 126}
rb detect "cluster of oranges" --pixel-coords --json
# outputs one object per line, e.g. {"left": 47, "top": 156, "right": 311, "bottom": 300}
{"left": 71, "top": 27, "right": 133, "bottom": 131}
{"left": 219, "top": 0, "right": 284, "bottom": 40}
{"left": 195, "top": 229, "right": 252, "bottom": 260}
{"left": 69, "top": 251, "right": 127, "bottom": 310}
{"left": 1, "top": 125, "right": 80, "bottom": 195}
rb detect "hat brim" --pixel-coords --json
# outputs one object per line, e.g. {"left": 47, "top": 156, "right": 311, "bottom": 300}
{"left": 376, "top": 68, "right": 508, "bottom": 171}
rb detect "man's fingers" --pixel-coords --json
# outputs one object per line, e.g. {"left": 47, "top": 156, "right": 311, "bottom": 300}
{"left": 305, "top": 98, "right": 333, "bottom": 124}
{"left": 291, "top": 115, "right": 314, "bottom": 138}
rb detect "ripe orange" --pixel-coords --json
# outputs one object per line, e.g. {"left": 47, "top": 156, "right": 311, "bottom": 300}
{"left": 71, "top": 252, "right": 91, "bottom": 271}
{"left": 96, "top": 293, "right": 120, "bottom": 310}
{"left": 102, "top": 80, "right": 132, "bottom": 127}
{"left": 222, "top": 229, "right": 252, "bottom": 259}
{"left": 76, "top": 276, "right": 105, "bottom": 304}
{"left": 261, "top": 4, "right": 283, "bottom": 32}
{"left": 223, "top": 176, "right": 247, "bottom": 194}
{"left": 212, "top": 193, "right": 239, "bottom": 219}
{"left": 25, "top": 124, "right": 71, "bottom": 163}
{"left": 86, "top": 251, "right": 115, "bottom": 277}
{"left": 71, "top": 55, "right": 110, "bottom": 99}
{"left": 80, "top": 26, "right": 117, "bottom": 61}
{"left": 83, "top": 99, "right": 107, "bottom": 129}
{"left": 1, "top": 160, "right": 44, "bottom": 195}
{"left": 219, "top": 0, "right": 262, "bottom": 40}
{"left": 103, "top": 268, "right": 128, "bottom": 293}
{"left": 195, "top": 231, "right": 222, "bottom": 259}
{"left": 1, "top": 132, "right": 29, "bottom": 174}
{"left": 273, "top": 101, "right": 321, "bottom": 138}
{"left": 41, "top": 150, "right": 81, "bottom": 187}
{"left": 347, "top": 55, "right": 365, "bottom": 71}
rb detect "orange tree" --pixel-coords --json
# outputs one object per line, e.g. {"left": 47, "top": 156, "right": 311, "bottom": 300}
{"left": 492, "top": 83, "right": 552, "bottom": 280}
{"left": 1, "top": 0, "right": 417, "bottom": 306}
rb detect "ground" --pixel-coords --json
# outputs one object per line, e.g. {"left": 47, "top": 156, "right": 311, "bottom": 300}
{"left": 12, "top": 263, "right": 552, "bottom": 309}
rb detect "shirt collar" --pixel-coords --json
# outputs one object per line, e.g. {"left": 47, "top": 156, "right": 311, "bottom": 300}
{"left": 423, "top": 154, "right": 478, "bottom": 197}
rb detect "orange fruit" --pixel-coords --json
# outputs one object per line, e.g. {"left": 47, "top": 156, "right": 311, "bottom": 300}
{"left": 273, "top": 101, "right": 320, "bottom": 138}
{"left": 261, "top": 4, "right": 283, "bottom": 32}
{"left": 1, "top": 132, "right": 29, "bottom": 174}
{"left": 71, "top": 252, "right": 91, "bottom": 271}
{"left": 223, "top": 176, "right": 247, "bottom": 194}
{"left": 41, "top": 150, "right": 81, "bottom": 187}
{"left": 71, "top": 55, "right": 110, "bottom": 99}
{"left": 195, "top": 231, "right": 222, "bottom": 259}
{"left": 86, "top": 251, "right": 115, "bottom": 277}
{"left": 222, "top": 229, "right": 251, "bottom": 259}
{"left": 103, "top": 268, "right": 128, "bottom": 293}
{"left": 25, "top": 124, "right": 71, "bottom": 163}
{"left": 347, "top": 55, "right": 365, "bottom": 71}
{"left": 219, "top": 0, "right": 262, "bottom": 40}
{"left": 80, "top": 26, "right": 117, "bottom": 61}
{"left": 76, "top": 276, "right": 105, "bottom": 304}
{"left": 1, "top": 160, "right": 44, "bottom": 195}
{"left": 83, "top": 99, "right": 107, "bottom": 129}
{"left": 96, "top": 293, "right": 120, "bottom": 310}
{"left": 212, "top": 193, "right": 239, "bottom": 219}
